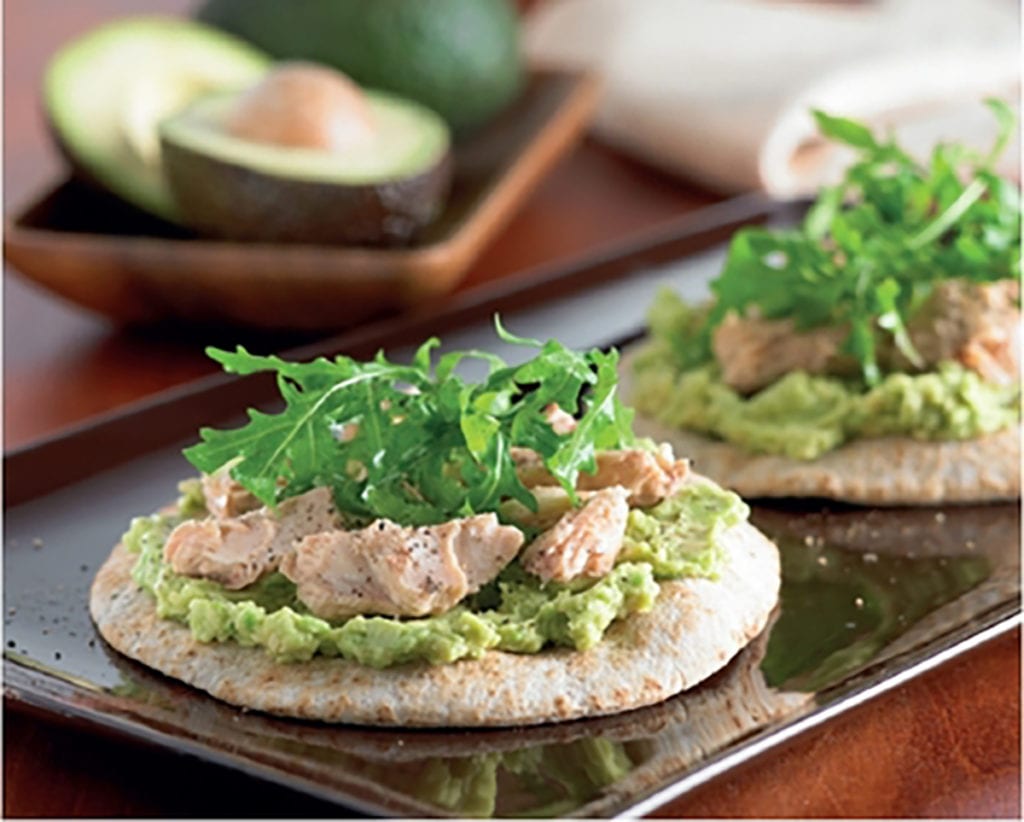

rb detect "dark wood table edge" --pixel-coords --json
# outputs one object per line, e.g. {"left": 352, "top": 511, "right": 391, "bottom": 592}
{"left": 623, "top": 607, "right": 1022, "bottom": 817}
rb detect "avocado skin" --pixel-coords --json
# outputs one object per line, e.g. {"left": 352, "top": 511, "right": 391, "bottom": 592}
{"left": 161, "top": 138, "right": 452, "bottom": 245}
{"left": 195, "top": 0, "right": 523, "bottom": 132}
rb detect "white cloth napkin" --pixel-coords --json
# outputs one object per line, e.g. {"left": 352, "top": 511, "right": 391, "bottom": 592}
{"left": 526, "top": 0, "right": 1020, "bottom": 198}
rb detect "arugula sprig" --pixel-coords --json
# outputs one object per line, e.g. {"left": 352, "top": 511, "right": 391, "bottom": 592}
{"left": 183, "top": 320, "right": 635, "bottom": 526}
{"left": 701, "top": 99, "right": 1020, "bottom": 384}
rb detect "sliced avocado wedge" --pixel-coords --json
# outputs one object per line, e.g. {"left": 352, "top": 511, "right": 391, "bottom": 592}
{"left": 44, "top": 17, "right": 270, "bottom": 221}
{"left": 159, "top": 88, "right": 452, "bottom": 245}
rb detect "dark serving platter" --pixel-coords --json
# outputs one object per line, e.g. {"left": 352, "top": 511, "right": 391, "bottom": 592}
{"left": 4, "top": 203, "right": 1020, "bottom": 817}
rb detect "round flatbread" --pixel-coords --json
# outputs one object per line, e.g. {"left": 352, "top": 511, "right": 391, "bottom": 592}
{"left": 90, "top": 517, "right": 780, "bottom": 728}
{"left": 96, "top": 607, "right": 807, "bottom": 761}
{"left": 620, "top": 349, "right": 1021, "bottom": 505}
{"left": 88, "top": 606, "right": 805, "bottom": 817}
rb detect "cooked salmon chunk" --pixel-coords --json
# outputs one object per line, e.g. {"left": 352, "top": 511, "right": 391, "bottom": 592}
{"left": 895, "top": 279, "right": 1021, "bottom": 384}
{"left": 543, "top": 403, "right": 578, "bottom": 435}
{"left": 521, "top": 486, "right": 630, "bottom": 583}
{"left": 279, "top": 514, "right": 524, "bottom": 619}
{"left": 712, "top": 311, "right": 848, "bottom": 393}
{"left": 713, "top": 280, "right": 1020, "bottom": 392}
{"left": 512, "top": 444, "right": 689, "bottom": 507}
{"left": 500, "top": 485, "right": 592, "bottom": 530}
{"left": 164, "top": 487, "right": 340, "bottom": 589}
{"left": 201, "top": 468, "right": 261, "bottom": 519}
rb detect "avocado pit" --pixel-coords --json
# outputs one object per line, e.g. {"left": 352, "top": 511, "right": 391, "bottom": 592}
{"left": 223, "top": 62, "right": 377, "bottom": 153}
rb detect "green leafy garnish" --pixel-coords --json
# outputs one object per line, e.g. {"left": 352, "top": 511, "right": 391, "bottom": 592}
{"left": 183, "top": 319, "right": 635, "bottom": 525}
{"left": 701, "top": 99, "right": 1020, "bottom": 384}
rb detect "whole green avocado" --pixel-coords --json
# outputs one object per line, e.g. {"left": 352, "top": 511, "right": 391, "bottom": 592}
{"left": 195, "top": 0, "right": 524, "bottom": 132}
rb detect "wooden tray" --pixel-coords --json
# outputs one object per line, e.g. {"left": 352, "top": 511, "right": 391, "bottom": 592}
{"left": 4, "top": 69, "right": 599, "bottom": 332}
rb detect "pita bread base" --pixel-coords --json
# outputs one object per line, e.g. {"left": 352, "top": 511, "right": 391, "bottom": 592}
{"left": 90, "top": 513, "right": 779, "bottom": 728}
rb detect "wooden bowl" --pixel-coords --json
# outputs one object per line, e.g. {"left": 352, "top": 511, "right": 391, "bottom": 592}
{"left": 4, "top": 69, "right": 599, "bottom": 331}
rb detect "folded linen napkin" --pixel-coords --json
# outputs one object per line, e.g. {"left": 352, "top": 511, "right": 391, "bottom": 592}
{"left": 526, "top": 0, "right": 1020, "bottom": 198}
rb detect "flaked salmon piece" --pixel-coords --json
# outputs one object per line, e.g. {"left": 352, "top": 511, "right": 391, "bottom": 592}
{"left": 164, "top": 487, "right": 340, "bottom": 589}
{"left": 279, "top": 513, "right": 524, "bottom": 619}
{"left": 894, "top": 279, "right": 1021, "bottom": 385}
{"left": 543, "top": 403, "right": 578, "bottom": 435}
{"left": 164, "top": 517, "right": 277, "bottom": 590}
{"left": 712, "top": 311, "right": 848, "bottom": 393}
{"left": 201, "top": 468, "right": 261, "bottom": 519}
{"left": 521, "top": 486, "right": 630, "bottom": 583}
{"left": 511, "top": 444, "right": 689, "bottom": 507}
{"left": 713, "top": 280, "right": 1020, "bottom": 392}
{"left": 500, "top": 486, "right": 596, "bottom": 530}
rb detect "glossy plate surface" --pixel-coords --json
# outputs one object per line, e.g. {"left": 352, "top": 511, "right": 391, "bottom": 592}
{"left": 5, "top": 224, "right": 1020, "bottom": 818}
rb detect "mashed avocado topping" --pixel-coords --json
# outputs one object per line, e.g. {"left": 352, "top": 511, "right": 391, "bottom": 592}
{"left": 123, "top": 479, "right": 740, "bottom": 667}
{"left": 633, "top": 337, "right": 1020, "bottom": 460}
{"left": 622, "top": 482, "right": 749, "bottom": 576}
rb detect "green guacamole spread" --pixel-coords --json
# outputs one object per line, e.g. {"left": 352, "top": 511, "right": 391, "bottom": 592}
{"left": 123, "top": 479, "right": 744, "bottom": 667}
{"left": 633, "top": 293, "right": 1020, "bottom": 460}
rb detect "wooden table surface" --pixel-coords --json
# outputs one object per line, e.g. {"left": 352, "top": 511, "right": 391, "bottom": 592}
{"left": 3, "top": 1, "right": 1020, "bottom": 817}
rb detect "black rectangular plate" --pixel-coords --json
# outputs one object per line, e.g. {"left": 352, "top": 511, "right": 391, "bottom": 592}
{"left": 5, "top": 204, "right": 1020, "bottom": 818}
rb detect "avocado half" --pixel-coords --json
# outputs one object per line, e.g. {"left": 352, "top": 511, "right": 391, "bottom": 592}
{"left": 44, "top": 17, "right": 271, "bottom": 222}
{"left": 159, "top": 90, "right": 452, "bottom": 245}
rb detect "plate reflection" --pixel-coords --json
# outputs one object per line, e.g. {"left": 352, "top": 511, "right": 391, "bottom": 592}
{"left": 12, "top": 501, "right": 1018, "bottom": 818}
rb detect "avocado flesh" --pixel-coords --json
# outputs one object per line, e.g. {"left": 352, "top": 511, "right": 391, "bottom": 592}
{"left": 44, "top": 17, "right": 270, "bottom": 221}
{"left": 161, "top": 92, "right": 449, "bottom": 184}
{"left": 195, "top": 0, "right": 523, "bottom": 132}
{"left": 159, "top": 91, "right": 452, "bottom": 245}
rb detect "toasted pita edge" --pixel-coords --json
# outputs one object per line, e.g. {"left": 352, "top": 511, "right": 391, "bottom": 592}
{"left": 620, "top": 348, "right": 1021, "bottom": 505}
{"left": 89, "top": 519, "right": 779, "bottom": 728}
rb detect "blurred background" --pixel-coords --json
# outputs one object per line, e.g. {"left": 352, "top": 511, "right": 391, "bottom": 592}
{"left": 4, "top": 0, "right": 1019, "bottom": 448}
{"left": 4, "top": 0, "right": 1019, "bottom": 444}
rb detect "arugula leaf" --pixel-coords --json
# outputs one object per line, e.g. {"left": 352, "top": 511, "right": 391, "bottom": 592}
{"left": 183, "top": 320, "right": 635, "bottom": 525}
{"left": 983, "top": 97, "right": 1015, "bottom": 166}
{"left": 690, "top": 100, "right": 1021, "bottom": 383}
{"left": 811, "top": 110, "right": 879, "bottom": 151}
